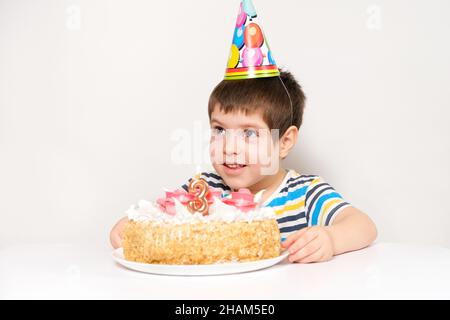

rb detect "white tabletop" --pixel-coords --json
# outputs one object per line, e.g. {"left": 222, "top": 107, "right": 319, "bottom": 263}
{"left": 1, "top": 242, "right": 450, "bottom": 299}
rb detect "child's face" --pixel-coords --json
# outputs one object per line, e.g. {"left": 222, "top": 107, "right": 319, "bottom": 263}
{"left": 209, "top": 104, "right": 280, "bottom": 191}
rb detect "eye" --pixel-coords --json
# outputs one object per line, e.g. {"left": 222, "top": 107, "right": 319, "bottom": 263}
{"left": 243, "top": 128, "right": 258, "bottom": 138}
{"left": 212, "top": 126, "right": 226, "bottom": 136}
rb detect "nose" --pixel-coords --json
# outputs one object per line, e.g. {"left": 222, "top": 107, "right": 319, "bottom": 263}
{"left": 223, "top": 130, "right": 244, "bottom": 156}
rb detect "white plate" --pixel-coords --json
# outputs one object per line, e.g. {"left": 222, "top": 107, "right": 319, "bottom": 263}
{"left": 112, "top": 248, "right": 289, "bottom": 276}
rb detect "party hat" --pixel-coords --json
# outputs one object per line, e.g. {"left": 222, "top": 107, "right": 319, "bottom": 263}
{"left": 224, "top": 0, "right": 280, "bottom": 80}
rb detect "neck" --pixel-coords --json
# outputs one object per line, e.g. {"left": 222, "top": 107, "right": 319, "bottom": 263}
{"left": 246, "top": 167, "right": 288, "bottom": 203}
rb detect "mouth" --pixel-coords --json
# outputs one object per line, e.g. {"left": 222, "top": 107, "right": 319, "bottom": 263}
{"left": 223, "top": 163, "right": 246, "bottom": 169}
{"left": 222, "top": 163, "right": 247, "bottom": 175}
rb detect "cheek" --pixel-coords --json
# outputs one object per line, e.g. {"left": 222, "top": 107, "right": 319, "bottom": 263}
{"left": 209, "top": 140, "right": 215, "bottom": 156}
{"left": 245, "top": 137, "right": 274, "bottom": 165}
{"left": 212, "top": 163, "right": 223, "bottom": 176}
{"left": 209, "top": 138, "right": 224, "bottom": 162}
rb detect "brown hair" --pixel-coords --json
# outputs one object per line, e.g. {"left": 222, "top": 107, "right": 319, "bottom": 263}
{"left": 208, "top": 70, "right": 306, "bottom": 137}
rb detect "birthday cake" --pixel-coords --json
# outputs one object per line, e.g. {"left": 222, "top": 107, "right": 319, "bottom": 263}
{"left": 122, "top": 178, "right": 281, "bottom": 265}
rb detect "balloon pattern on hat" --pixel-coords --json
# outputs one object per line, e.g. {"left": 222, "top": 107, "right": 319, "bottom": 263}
{"left": 244, "top": 23, "right": 263, "bottom": 48}
{"left": 242, "top": 0, "right": 257, "bottom": 18}
{"left": 236, "top": 2, "right": 247, "bottom": 27}
{"left": 233, "top": 25, "right": 245, "bottom": 49}
{"left": 228, "top": 44, "right": 240, "bottom": 69}
{"left": 225, "top": 0, "right": 280, "bottom": 80}
{"left": 242, "top": 47, "right": 263, "bottom": 67}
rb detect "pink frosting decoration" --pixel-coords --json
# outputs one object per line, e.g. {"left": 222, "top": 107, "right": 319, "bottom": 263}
{"left": 208, "top": 188, "right": 223, "bottom": 201}
{"left": 156, "top": 188, "right": 223, "bottom": 216}
{"left": 157, "top": 190, "right": 193, "bottom": 216}
{"left": 222, "top": 188, "right": 258, "bottom": 212}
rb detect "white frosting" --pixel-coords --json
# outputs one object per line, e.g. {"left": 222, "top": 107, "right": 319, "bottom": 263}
{"left": 126, "top": 196, "right": 276, "bottom": 224}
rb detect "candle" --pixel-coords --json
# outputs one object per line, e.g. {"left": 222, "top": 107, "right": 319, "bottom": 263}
{"left": 187, "top": 174, "right": 210, "bottom": 216}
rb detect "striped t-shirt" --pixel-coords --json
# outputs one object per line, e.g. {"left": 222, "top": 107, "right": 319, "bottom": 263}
{"left": 181, "top": 170, "right": 351, "bottom": 240}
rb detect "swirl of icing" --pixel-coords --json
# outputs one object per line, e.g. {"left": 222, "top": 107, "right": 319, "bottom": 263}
{"left": 157, "top": 190, "right": 194, "bottom": 216}
{"left": 222, "top": 188, "right": 257, "bottom": 212}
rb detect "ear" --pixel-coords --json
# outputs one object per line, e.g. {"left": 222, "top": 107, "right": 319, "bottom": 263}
{"left": 279, "top": 126, "right": 298, "bottom": 159}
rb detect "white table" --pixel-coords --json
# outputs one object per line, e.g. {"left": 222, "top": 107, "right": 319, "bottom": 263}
{"left": 1, "top": 242, "right": 450, "bottom": 299}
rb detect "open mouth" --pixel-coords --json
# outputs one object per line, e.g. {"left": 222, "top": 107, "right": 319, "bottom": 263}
{"left": 223, "top": 163, "right": 247, "bottom": 169}
{"left": 222, "top": 163, "right": 247, "bottom": 175}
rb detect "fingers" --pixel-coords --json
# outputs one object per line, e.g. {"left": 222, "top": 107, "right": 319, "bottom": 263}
{"left": 110, "top": 230, "right": 122, "bottom": 249}
{"left": 281, "top": 227, "right": 310, "bottom": 248}
{"left": 296, "top": 248, "right": 324, "bottom": 264}
{"left": 110, "top": 217, "right": 128, "bottom": 249}
{"left": 287, "top": 228, "right": 318, "bottom": 254}
{"left": 288, "top": 237, "right": 321, "bottom": 263}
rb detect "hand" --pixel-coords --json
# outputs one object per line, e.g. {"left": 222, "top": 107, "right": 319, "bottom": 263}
{"left": 109, "top": 217, "right": 129, "bottom": 249}
{"left": 281, "top": 226, "right": 335, "bottom": 263}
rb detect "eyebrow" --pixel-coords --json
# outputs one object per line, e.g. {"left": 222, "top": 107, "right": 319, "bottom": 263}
{"left": 210, "top": 118, "right": 225, "bottom": 127}
{"left": 210, "top": 118, "right": 266, "bottom": 129}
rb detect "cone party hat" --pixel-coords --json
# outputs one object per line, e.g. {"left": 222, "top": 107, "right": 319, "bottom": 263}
{"left": 225, "top": 0, "right": 280, "bottom": 80}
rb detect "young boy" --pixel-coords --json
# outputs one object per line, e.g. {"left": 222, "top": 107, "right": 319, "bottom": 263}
{"left": 110, "top": 0, "right": 377, "bottom": 263}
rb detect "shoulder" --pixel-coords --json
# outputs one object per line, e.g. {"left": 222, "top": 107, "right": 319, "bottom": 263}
{"left": 303, "top": 175, "right": 335, "bottom": 197}
{"left": 266, "top": 170, "right": 319, "bottom": 207}
{"left": 279, "top": 170, "right": 320, "bottom": 194}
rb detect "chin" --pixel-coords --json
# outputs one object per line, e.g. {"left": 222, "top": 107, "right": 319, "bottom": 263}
{"left": 223, "top": 179, "right": 249, "bottom": 191}
{"left": 215, "top": 166, "right": 261, "bottom": 191}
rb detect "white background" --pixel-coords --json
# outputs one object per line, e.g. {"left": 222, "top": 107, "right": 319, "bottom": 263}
{"left": 0, "top": 0, "right": 449, "bottom": 250}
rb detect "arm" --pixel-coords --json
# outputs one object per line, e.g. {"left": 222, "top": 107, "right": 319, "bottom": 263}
{"left": 325, "top": 206, "right": 378, "bottom": 255}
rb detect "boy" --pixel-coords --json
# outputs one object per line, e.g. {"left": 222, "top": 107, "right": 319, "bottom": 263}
{"left": 110, "top": 0, "right": 377, "bottom": 263}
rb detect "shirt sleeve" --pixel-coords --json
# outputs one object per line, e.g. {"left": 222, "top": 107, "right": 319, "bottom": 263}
{"left": 305, "top": 176, "right": 351, "bottom": 227}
